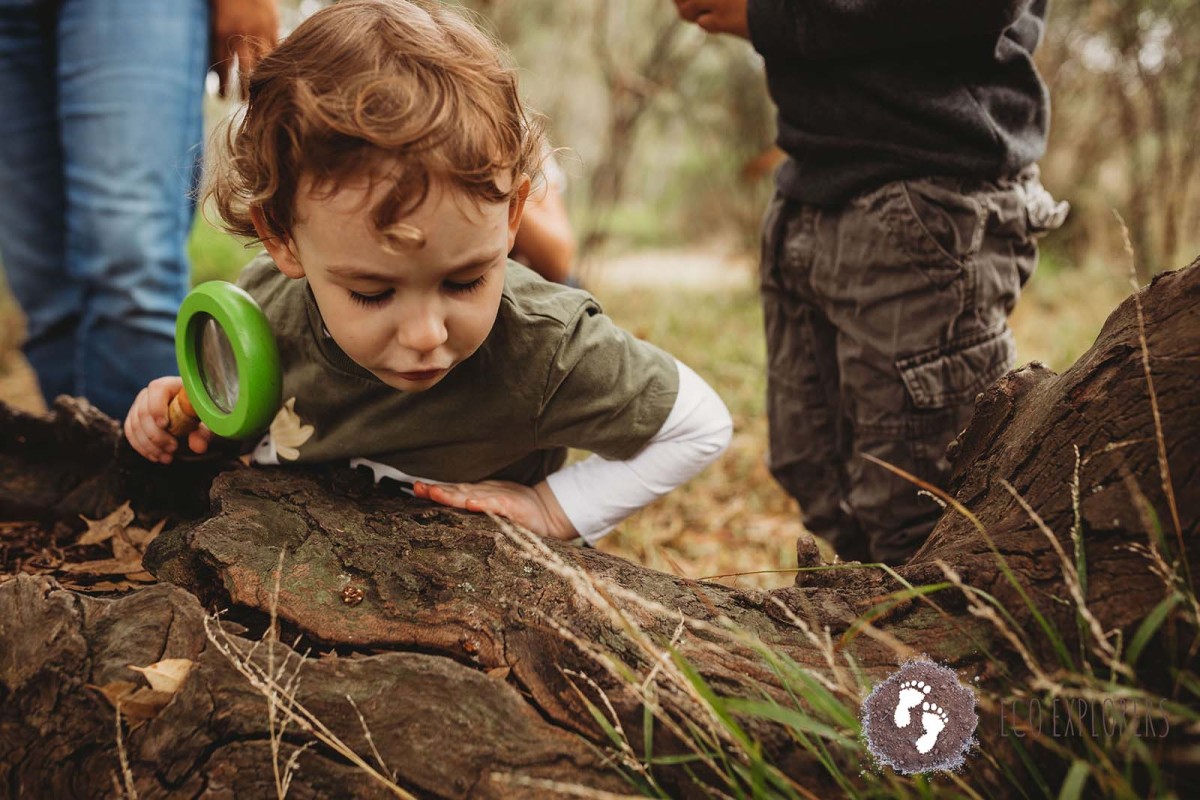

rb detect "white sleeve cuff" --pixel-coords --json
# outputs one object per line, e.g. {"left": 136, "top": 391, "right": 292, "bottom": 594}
{"left": 545, "top": 358, "right": 733, "bottom": 544}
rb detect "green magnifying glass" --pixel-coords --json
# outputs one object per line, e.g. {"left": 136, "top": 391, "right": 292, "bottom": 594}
{"left": 166, "top": 281, "right": 282, "bottom": 441}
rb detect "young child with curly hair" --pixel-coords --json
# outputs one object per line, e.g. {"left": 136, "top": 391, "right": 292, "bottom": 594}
{"left": 124, "top": 0, "right": 732, "bottom": 545}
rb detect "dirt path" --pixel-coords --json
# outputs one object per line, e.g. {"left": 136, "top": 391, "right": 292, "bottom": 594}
{"left": 586, "top": 246, "right": 756, "bottom": 291}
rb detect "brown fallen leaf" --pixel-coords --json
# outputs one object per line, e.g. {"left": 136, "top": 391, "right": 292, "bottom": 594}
{"left": 72, "top": 580, "right": 139, "bottom": 593}
{"left": 111, "top": 531, "right": 140, "bottom": 562}
{"left": 126, "top": 519, "right": 166, "bottom": 549}
{"left": 128, "top": 658, "right": 195, "bottom": 693}
{"left": 123, "top": 570, "right": 157, "bottom": 583}
{"left": 58, "top": 557, "right": 144, "bottom": 575}
{"left": 88, "top": 680, "right": 139, "bottom": 709}
{"left": 77, "top": 501, "right": 134, "bottom": 546}
{"left": 118, "top": 688, "right": 176, "bottom": 722}
{"left": 90, "top": 680, "right": 176, "bottom": 722}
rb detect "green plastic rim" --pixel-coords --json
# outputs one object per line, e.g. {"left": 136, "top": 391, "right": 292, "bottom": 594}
{"left": 176, "top": 281, "right": 282, "bottom": 440}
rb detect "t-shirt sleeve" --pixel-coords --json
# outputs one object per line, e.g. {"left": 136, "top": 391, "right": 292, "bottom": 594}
{"left": 533, "top": 299, "right": 679, "bottom": 460}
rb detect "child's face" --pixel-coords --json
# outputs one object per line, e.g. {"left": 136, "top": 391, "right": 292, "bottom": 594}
{"left": 256, "top": 173, "right": 528, "bottom": 392}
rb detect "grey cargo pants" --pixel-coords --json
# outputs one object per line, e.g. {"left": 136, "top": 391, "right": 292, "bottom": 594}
{"left": 760, "top": 167, "right": 1065, "bottom": 564}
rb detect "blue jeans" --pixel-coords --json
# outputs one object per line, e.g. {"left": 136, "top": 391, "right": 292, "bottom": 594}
{"left": 0, "top": 0, "right": 208, "bottom": 418}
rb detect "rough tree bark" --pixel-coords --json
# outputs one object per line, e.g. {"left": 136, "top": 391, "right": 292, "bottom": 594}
{"left": 2, "top": 261, "right": 1198, "bottom": 798}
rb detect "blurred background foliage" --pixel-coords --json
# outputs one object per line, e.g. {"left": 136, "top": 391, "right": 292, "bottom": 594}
{"left": 455, "top": 0, "right": 1200, "bottom": 280}
{"left": 136, "top": 0, "right": 1200, "bottom": 295}
{"left": 193, "top": 0, "right": 1200, "bottom": 282}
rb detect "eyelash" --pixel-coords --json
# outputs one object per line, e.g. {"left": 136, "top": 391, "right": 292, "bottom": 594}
{"left": 349, "top": 289, "right": 394, "bottom": 307}
{"left": 444, "top": 275, "right": 486, "bottom": 295}
{"left": 347, "top": 275, "right": 487, "bottom": 307}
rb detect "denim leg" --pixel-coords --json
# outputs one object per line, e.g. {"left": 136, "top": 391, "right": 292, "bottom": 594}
{"left": 0, "top": 1, "right": 79, "bottom": 401}
{"left": 57, "top": 0, "right": 208, "bottom": 418}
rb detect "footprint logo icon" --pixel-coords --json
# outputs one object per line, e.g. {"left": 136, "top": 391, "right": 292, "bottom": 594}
{"left": 893, "top": 680, "right": 930, "bottom": 728}
{"left": 915, "top": 701, "right": 949, "bottom": 754}
{"left": 861, "top": 659, "right": 977, "bottom": 774}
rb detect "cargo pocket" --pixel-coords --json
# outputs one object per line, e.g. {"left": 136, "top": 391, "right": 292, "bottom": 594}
{"left": 896, "top": 324, "right": 1016, "bottom": 410}
{"left": 894, "top": 180, "right": 987, "bottom": 289}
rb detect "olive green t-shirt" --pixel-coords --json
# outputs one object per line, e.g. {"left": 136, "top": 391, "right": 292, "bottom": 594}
{"left": 236, "top": 254, "right": 679, "bottom": 486}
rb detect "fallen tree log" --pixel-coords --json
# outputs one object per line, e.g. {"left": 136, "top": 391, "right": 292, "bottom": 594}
{"left": 2, "top": 260, "right": 1198, "bottom": 797}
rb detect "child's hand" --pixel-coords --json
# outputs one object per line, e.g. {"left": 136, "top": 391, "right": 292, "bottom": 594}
{"left": 124, "top": 376, "right": 216, "bottom": 464}
{"left": 413, "top": 479, "right": 578, "bottom": 541}
{"left": 672, "top": 0, "right": 750, "bottom": 38}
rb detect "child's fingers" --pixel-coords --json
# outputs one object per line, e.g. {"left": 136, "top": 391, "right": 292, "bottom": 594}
{"left": 419, "top": 482, "right": 488, "bottom": 512}
{"left": 125, "top": 389, "right": 175, "bottom": 463}
{"left": 424, "top": 482, "right": 470, "bottom": 509}
{"left": 145, "top": 376, "right": 184, "bottom": 428}
{"left": 464, "top": 494, "right": 516, "bottom": 518}
{"left": 187, "top": 424, "right": 216, "bottom": 454}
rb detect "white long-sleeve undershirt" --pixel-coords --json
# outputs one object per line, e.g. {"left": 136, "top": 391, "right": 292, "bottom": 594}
{"left": 546, "top": 359, "right": 733, "bottom": 544}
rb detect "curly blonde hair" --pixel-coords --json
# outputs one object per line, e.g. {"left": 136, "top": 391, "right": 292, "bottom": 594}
{"left": 207, "top": 0, "right": 542, "bottom": 247}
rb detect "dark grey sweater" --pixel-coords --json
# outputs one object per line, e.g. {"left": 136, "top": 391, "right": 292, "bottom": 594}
{"left": 747, "top": 0, "right": 1050, "bottom": 206}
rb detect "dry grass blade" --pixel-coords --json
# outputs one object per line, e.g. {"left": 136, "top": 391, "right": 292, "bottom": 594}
{"left": 114, "top": 703, "right": 138, "bottom": 800}
{"left": 1114, "top": 210, "right": 1188, "bottom": 587}
{"left": 998, "top": 478, "right": 1129, "bottom": 677}
{"left": 935, "top": 561, "right": 1051, "bottom": 691}
{"left": 765, "top": 596, "right": 853, "bottom": 697}
{"left": 202, "top": 548, "right": 416, "bottom": 800}
{"left": 347, "top": 693, "right": 394, "bottom": 782}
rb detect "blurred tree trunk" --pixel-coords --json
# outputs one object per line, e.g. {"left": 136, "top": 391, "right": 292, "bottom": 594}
{"left": 3, "top": 261, "right": 1200, "bottom": 796}
{"left": 576, "top": 2, "right": 700, "bottom": 265}
{"left": 1100, "top": 0, "right": 1200, "bottom": 278}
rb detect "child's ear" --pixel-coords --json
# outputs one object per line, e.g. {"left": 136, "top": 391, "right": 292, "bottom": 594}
{"left": 250, "top": 206, "right": 305, "bottom": 279}
{"left": 505, "top": 174, "right": 532, "bottom": 251}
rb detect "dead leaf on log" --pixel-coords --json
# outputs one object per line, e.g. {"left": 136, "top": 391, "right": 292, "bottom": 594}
{"left": 87, "top": 681, "right": 174, "bottom": 723}
{"left": 128, "top": 658, "right": 195, "bottom": 693}
{"left": 117, "top": 688, "right": 177, "bottom": 722}
{"left": 77, "top": 501, "right": 134, "bottom": 546}
{"left": 88, "top": 680, "right": 140, "bottom": 709}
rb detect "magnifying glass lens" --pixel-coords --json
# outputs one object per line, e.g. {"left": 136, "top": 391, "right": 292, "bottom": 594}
{"left": 195, "top": 313, "right": 240, "bottom": 413}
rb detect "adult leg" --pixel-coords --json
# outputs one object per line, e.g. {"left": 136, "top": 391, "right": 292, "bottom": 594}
{"left": 818, "top": 176, "right": 1039, "bottom": 564}
{"left": 57, "top": 0, "right": 208, "bottom": 418}
{"left": 0, "top": 0, "right": 79, "bottom": 401}
{"left": 760, "top": 193, "right": 867, "bottom": 563}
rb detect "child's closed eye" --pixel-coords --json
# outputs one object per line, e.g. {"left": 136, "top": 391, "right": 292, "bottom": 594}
{"left": 444, "top": 275, "right": 487, "bottom": 295}
{"left": 349, "top": 288, "right": 394, "bottom": 307}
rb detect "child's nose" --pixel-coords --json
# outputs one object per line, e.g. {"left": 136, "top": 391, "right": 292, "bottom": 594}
{"left": 395, "top": 305, "right": 448, "bottom": 354}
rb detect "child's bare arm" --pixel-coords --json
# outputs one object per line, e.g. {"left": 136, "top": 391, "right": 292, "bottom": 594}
{"left": 123, "top": 376, "right": 216, "bottom": 464}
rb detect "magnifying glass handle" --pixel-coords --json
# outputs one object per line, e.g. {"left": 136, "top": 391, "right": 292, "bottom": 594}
{"left": 166, "top": 386, "right": 200, "bottom": 437}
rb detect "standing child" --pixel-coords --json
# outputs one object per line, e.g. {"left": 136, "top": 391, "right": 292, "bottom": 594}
{"left": 671, "top": 0, "right": 1068, "bottom": 565}
{"left": 123, "top": 0, "right": 732, "bottom": 545}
